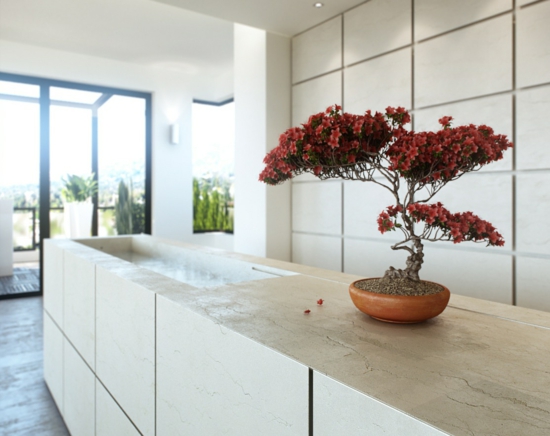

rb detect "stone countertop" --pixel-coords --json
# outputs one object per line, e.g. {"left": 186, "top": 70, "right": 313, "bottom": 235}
{"left": 75, "top": 236, "right": 550, "bottom": 435}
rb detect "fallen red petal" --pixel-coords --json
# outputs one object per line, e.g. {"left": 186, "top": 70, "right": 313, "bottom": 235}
{"left": 317, "top": 299, "right": 324, "bottom": 305}
{"left": 304, "top": 309, "right": 311, "bottom": 314}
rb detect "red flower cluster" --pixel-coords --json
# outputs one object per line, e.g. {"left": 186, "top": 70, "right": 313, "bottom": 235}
{"left": 259, "top": 105, "right": 410, "bottom": 185}
{"left": 386, "top": 117, "right": 512, "bottom": 183}
{"left": 377, "top": 205, "right": 403, "bottom": 233}
{"left": 406, "top": 202, "right": 504, "bottom": 246}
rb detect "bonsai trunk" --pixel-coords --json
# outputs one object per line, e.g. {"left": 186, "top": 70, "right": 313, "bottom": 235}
{"left": 383, "top": 239, "right": 424, "bottom": 281}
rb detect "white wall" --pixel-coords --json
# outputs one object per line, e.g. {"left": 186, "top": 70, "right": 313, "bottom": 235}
{"left": 0, "top": 39, "right": 233, "bottom": 249}
{"left": 234, "top": 24, "right": 291, "bottom": 260}
{"left": 290, "top": 0, "right": 550, "bottom": 311}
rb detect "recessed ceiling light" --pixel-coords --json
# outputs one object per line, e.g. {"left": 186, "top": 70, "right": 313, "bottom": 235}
{"left": 314, "top": 2, "right": 324, "bottom": 7}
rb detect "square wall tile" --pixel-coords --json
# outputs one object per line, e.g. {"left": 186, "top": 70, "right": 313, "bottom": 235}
{"left": 314, "top": 372, "right": 447, "bottom": 435}
{"left": 344, "top": 48, "right": 411, "bottom": 114}
{"left": 43, "top": 312, "right": 63, "bottom": 414}
{"left": 156, "top": 296, "right": 309, "bottom": 436}
{"left": 96, "top": 380, "right": 140, "bottom": 436}
{"left": 64, "top": 338, "right": 95, "bottom": 436}
{"left": 63, "top": 251, "right": 95, "bottom": 369}
{"left": 415, "top": 15, "right": 512, "bottom": 108}
{"left": 292, "top": 233, "right": 342, "bottom": 271}
{"left": 516, "top": 256, "right": 550, "bottom": 312}
{"left": 517, "top": 173, "right": 550, "bottom": 255}
{"left": 44, "top": 240, "right": 64, "bottom": 327}
{"left": 344, "top": 0, "right": 411, "bottom": 65}
{"left": 413, "top": 93, "right": 513, "bottom": 171}
{"left": 292, "top": 181, "right": 341, "bottom": 235}
{"left": 96, "top": 267, "right": 155, "bottom": 436}
{"left": 344, "top": 180, "right": 407, "bottom": 242}
{"left": 344, "top": 238, "right": 409, "bottom": 278}
{"left": 516, "top": 86, "right": 550, "bottom": 170}
{"left": 292, "top": 71, "right": 341, "bottom": 125}
{"left": 516, "top": 1, "right": 550, "bottom": 88}
{"left": 292, "top": 16, "right": 341, "bottom": 84}
{"left": 415, "top": 0, "right": 512, "bottom": 41}
{"left": 420, "top": 172, "right": 513, "bottom": 249}
{"left": 421, "top": 246, "right": 512, "bottom": 304}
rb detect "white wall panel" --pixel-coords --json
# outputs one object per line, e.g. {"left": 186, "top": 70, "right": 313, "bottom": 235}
{"left": 95, "top": 267, "right": 155, "bottom": 436}
{"left": 96, "top": 380, "right": 140, "bottom": 436}
{"left": 422, "top": 172, "right": 513, "bottom": 250}
{"left": 516, "top": 173, "right": 550, "bottom": 255}
{"left": 414, "top": 93, "right": 513, "bottom": 171}
{"left": 344, "top": 0, "right": 411, "bottom": 65}
{"left": 516, "top": 256, "right": 550, "bottom": 312}
{"left": 156, "top": 296, "right": 309, "bottom": 436}
{"left": 343, "top": 180, "right": 405, "bottom": 242}
{"left": 344, "top": 48, "right": 411, "bottom": 114}
{"left": 292, "top": 71, "right": 341, "bottom": 125}
{"left": 292, "top": 16, "right": 341, "bottom": 84}
{"left": 292, "top": 233, "right": 342, "bottom": 271}
{"left": 314, "top": 372, "right": 447, "bottom": 436}
{"left": 292, "top": 182, "right": 341, "bottom": 235}
{"left": 43, "top": 312, "right": 64, "bottom": 413}
{"left": 516, "top": 1, "right": 550, "bottom": 88}
{"left": 415, "top": 0, "right": 511, "bottom": 41}
{"left": 516, "top": 86, "right": 550, "bottom": 170}
{"left": 415, "top": 15, "right": 512, "bottom": 108}
{"left": 63, "top": 339, "right": 95, "bottom": 436}
{"left": 344, "top": 238, "right": 408, "bottom": 278}
{"left": 44, "top": 240, "right": 64, "bottom": 327}
{"left": 63, "top": 251, "right": 95, "bottom": 369}
{"left": 421, "top": 246, "right": 513, "bottom": 304}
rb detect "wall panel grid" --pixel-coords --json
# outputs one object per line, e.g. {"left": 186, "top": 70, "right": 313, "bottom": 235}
{"left": 290, "top": 0, "right": 550, "bottom": 311}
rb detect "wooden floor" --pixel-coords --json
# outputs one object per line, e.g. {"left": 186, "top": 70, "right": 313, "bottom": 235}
{"left": 0, "top": 297, "right": 69, "bottom": 435}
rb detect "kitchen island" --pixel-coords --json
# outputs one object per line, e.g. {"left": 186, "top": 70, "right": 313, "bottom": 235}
{"left": 43, "top": 235, "right": 550, "bottom": 435}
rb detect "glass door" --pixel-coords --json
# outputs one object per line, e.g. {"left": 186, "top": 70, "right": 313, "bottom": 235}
{"left": 0, "top": 80, "right": 41, "bottom": 298}
{"left": 0, "top": 72, "right": 152, "bottom": 298}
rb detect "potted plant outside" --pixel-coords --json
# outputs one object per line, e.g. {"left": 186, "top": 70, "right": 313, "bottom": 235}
{"left": 61, "top": 174, "right": 98, "bottom": 238}
{"left": 259, "top": 105, "right": 512, "bottom": 323}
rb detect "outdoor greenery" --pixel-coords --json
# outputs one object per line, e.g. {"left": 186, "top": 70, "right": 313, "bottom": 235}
{"left": 193, "top": 176, "right": 234, "bottom": 233}
{"left": 61, "top": 173, "right": 98, "bottom": 202}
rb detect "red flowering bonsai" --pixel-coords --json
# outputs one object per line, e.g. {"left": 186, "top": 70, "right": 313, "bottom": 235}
{"left": 259, "top": 105, "right": 512, "bottom": 282}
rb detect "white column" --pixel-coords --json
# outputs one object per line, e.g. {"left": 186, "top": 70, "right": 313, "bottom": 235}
{"left": 0, "top": 199, "right": 13, "bottom": 276}
{"left": 234, "top": 24, "right": 291, "bottom": 260}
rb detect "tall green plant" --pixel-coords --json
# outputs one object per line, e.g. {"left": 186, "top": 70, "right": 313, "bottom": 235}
{"left": 61, "top": 174, "right": 98, "bottom": 202}
{"left": 115, "top": 180, "right": 133, "bottom": 235}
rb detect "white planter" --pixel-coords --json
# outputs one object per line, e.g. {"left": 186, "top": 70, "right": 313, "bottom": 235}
{"left": 64, "top": 202, "right": 94, "bottom": 239}
{"left": 0, "top": 199, "right": 13, "bottom": 277}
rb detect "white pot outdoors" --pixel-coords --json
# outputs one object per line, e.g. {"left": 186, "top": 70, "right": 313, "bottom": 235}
{"left": 64, "top": 201, "right": 93, "bottom": 238}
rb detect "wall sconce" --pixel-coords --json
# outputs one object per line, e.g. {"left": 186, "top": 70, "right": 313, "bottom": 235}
{"left": 170, "top": 123, "right": 179, "bottom": 145}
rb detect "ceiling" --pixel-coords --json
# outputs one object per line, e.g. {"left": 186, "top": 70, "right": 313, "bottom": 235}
{"left": 0, "top": 0, "right": 365, "bottom": 85}
{"left": 0, "top": 0, "right": 234, "bottom": 76}
{"left": 154, "top": 0, "right": 366, "bottom": 36}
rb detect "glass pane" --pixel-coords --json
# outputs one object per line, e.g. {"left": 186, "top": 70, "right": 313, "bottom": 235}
{"left": 0, "top": 98, "right": 40, "bottom": 252}
{"left": 50, "top": 87, "right": 102, "bottom": 105}
{"left": 192, "top": 102, "right": 235, "bottom": 233}
{"left": 0, "top": 80, "right": 40, "bottom": 98}
{"left": 50, "top": 105, "right": 93, "bottom": 238}
{"left": 97, "top": 95, "right": 146, "bottom": 235}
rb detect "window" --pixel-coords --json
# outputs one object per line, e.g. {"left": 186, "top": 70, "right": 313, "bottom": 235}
{"left": 192, "top": 100, "right": 234, "bottom": 233}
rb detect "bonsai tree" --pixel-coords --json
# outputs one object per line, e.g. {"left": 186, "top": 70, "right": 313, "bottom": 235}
{"left": 259, "top": 105, "right": 512, "bottom": 284}
{"left": 61, "top": 174, "right": 98, "bottom": 203}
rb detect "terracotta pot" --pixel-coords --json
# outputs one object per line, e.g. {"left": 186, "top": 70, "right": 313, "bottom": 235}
{"left": 349, "top": 278, "right": 450, "bottom": 324}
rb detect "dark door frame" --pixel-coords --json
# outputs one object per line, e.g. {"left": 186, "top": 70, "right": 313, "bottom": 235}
{"left": 0, "top": 72, "right": 153, "bottom": 298}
